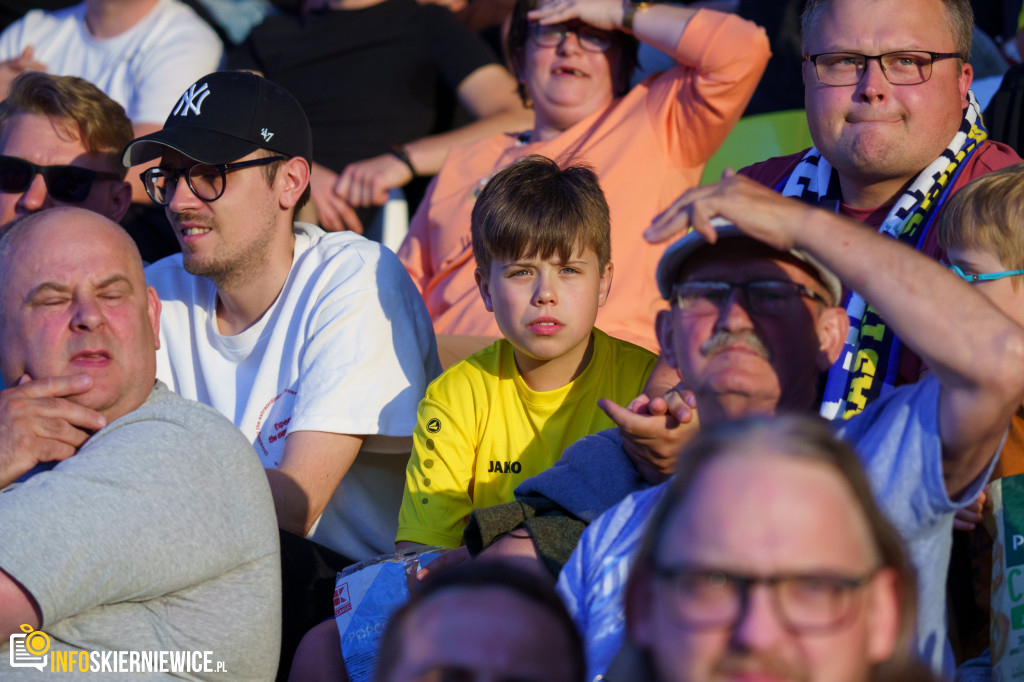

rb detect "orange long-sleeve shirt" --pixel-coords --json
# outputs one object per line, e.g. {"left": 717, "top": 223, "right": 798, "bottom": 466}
{"left": 398, "top": 10, "right": 771, "bottom": 352}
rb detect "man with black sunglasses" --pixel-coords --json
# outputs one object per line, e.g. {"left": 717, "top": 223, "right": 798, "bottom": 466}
{"left": 0, "top": 71, "right": 132, "bottom": 232}
{"left": 122, "top": 71, "right": 440, "bottom": 563}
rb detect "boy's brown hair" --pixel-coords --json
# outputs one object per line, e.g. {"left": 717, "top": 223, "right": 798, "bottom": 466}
{"left": 471, "top": 155, "right": 611, "bottom": 278}
{"left": 935, "top": 162, "right": 1024, "bottom": 286}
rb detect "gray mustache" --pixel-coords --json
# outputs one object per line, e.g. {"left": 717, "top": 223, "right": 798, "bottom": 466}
{"left": 700, "top": 330, "right": 772, "bottom": 361}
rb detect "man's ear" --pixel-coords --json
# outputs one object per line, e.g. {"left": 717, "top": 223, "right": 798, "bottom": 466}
{"left": 278, "top": 157, "right": 311, "bottom": 210}
{"left": 597, "top": 261, "right": 613, "bottom": 307}
{"left": 958, "top": 61, "right": 974, "bottom": 106}
{"left": 866, "top": 567, "right": 901, "bottom": 664}
{"left": 475, "top": 268, "right": 494, "bottom": 313}
{"left": 655, "top": 309, "right": 678, "bottom": 369}
{"left": 107, "top": 180, "right": 132, "bottom": 223}
{"left": 815, "top": 305, "right": 848, "bottom": 371}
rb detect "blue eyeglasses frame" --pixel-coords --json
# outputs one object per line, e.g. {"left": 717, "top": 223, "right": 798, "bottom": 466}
{"left": 949, "top": 264, "right": 1024, "bottom": 283}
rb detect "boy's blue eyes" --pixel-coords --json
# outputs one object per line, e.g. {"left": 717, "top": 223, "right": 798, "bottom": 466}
{"left": 505, "top": 266, "right": 580, "bottom": 277}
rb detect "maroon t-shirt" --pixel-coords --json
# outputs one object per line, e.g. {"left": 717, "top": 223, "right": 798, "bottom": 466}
{"left": 739, "top": 140, "right": 1022, "bottom": 385}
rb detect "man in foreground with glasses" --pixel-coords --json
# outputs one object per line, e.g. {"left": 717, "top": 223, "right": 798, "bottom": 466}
{"left": 620, "top": 416, "right": 935, "bottom": 682}
{"left": 125, "top": 70, "right": 438, "bottom": 556}
{"left": 0, "top": 71, "right": 132, "bottom": 232}
{"left": 552, "top": 175, "right": 1024, "bottom": 679}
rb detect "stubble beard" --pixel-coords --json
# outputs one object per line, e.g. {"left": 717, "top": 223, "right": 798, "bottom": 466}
{"left": 180, "top": 211, "right": 278, "bottom": 292}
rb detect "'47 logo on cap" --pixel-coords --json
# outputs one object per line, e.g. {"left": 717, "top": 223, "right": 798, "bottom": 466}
{"left": 173, "top": 83, "right": 211, "bottom": 117}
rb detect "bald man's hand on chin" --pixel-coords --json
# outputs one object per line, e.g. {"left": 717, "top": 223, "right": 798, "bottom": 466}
{"left": 0, "top": 374, "right": 107, "bottom": 488}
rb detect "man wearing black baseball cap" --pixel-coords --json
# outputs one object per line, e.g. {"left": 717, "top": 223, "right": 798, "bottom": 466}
{"left": 124, "top": 69, "right": 440, "bottom": 567}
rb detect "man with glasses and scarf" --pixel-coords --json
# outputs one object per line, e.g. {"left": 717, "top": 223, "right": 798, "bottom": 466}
{"left": 643, "top": 0, "right": 1021, "bottom": 420}
{"left": 121, "top": 71, "right": 440, "bottom": 666}
{"left": 0, "top": 71, "right": 132, "bottom": 232}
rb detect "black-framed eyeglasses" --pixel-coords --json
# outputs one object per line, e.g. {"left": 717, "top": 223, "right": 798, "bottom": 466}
{"left": 0, "top": 155, "right": 122, "bottom": 203}
{"left": 672, "top": 280, "right": 830, "bottom": 317}
{"left": 140, "top": 155, "right": 286, "bottom": 205}
{"left": 528, "top": 21, "right": 613, "bottom": 52}
{"left": 654, "top": 564, "right": 876, "bottom": 633}
{"left": 804, "top": 51, "right": 962, "bottom": 86}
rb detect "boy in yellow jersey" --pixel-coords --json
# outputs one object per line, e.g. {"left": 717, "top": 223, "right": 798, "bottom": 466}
{"left": 396, "top": 155, "right": 657, "bottom": 549}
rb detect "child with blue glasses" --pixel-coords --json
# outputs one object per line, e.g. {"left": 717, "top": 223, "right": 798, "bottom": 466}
{"left": 935, "top": 161, "right": 1024, "bottom": 680}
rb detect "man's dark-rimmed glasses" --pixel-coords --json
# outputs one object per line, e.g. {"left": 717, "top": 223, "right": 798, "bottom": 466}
{"left": 672, "top": 280, "right": 830, "bottom": 317}
{"left": 654, "top": 564, "right": 877, "bottom": 632}
{"left": 804, "top": 51, "right": 962, "bottom": 86}
{"left": 141, "top": 155, "right": 286, "bottom": 205}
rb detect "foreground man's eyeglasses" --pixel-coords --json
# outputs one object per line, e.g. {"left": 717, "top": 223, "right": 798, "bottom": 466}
{"left": 654, "top": 564, "right": 877, "bottom": 632}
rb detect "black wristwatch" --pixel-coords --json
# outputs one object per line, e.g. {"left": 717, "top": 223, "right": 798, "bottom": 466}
{"left": 622, "top": 0, "right": 651, "bottom": 32}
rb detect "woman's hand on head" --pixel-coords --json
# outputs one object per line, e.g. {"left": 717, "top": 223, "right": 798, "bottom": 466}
{"left": 527, "top": 0, "right": 625, "bottom": 31}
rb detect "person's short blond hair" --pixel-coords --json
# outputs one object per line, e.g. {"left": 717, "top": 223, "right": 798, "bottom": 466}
{"left": 0, "top": 72, "right": 134, "bottom": 180}
{"left": 935, "top": 163, "right": 1024, "bottom": 286}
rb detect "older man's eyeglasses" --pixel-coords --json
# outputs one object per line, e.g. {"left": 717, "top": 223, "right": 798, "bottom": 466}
{"left": 654, "top": 565, "right": 876, "bottom": 632}
{"left": 0, "top": 155, "right": 121, "bottom": 203}
{"left": 804, "top": 51, "right": 962, "bottom": 86}
{"left": 141, "top": 156, "right": 286, "bottom": 205}
{"left": 672, "top": 280, "right": 829, "bottom": 316}
{"left": 528, "top": 22, "right": 613, "bottom": 52}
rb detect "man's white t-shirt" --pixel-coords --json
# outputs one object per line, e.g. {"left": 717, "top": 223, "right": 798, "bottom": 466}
{"left": 146, "top": 223, "right": 441, "bottom": 560}
{"left": 0, "top": 0, "right": 222, "bottom": 123}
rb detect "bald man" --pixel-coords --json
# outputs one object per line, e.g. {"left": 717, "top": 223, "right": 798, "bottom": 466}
{"left": 0, "top": 208, "right": 281, "bottom": 680}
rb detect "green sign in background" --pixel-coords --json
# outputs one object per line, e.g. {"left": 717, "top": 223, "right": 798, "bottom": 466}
{"left": 1003, "top": 475, "right": 1024, "bottom": 570}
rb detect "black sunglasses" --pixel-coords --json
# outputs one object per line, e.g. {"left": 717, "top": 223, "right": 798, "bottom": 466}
{"left": 0, "top": 155, "right": 122, "bottom": 203}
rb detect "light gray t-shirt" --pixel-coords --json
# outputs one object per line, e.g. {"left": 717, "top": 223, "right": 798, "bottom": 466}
{"left": 0, "top": 382, "right": 281, "bottom": 680}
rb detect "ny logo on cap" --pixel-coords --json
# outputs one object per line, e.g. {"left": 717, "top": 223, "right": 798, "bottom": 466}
{"left": 173, "top": 83, "right": 211, "bottom": 117}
